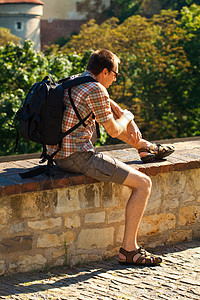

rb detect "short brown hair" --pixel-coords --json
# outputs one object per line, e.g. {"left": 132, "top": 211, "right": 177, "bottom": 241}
{"left": 86, "top": 49, "right": 120, "bottom": 75}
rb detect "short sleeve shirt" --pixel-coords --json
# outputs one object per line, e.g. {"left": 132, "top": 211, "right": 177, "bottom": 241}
{"left": 47, "top": 71, "right": 113, "bottom": 159}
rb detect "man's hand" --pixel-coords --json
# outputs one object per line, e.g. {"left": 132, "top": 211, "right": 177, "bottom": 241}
{"left": 110, "top": 99, "right": 124, "bottom": 119}
{"left": 127, "top": 120, "right": 142, "bottom": 146}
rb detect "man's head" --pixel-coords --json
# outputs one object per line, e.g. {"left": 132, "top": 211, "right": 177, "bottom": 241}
{"left": 87, "top": 49, "right": 120, "bottom": 88}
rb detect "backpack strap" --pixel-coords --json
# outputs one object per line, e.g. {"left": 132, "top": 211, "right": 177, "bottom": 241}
{"left": 61, "top": 76, "right": 97, "bottom": 89}
{"left": 68, "top": 88, "right": 88, "bottom": 128}
{"left": 63, "top": 75, "right": 98, "bottom": 130}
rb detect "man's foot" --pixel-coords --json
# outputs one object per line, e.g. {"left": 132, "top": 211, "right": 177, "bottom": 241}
{"left": 138, "top": 143, "right": 175, "bottom": 163}
{"left": 118, "top": 247, "right": 162, "bottom": 266}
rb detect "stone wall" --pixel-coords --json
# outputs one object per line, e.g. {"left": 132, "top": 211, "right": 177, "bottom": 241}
{"left": 0, "top": 139, "right": 200, "bottom": 275}
{"left": 0, "top": 169, "right": 200, "bottom": 275}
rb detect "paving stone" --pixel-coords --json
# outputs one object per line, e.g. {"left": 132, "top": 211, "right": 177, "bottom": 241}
{"left": 0, "top": 240, "right": 200, "bottom": 299}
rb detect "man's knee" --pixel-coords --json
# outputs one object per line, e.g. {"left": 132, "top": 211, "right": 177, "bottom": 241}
{"left": 140, "top": 174, "right": 152, "bottom": 194}
{"left": 123, "top": 169, "right": 152, "bottom": 193}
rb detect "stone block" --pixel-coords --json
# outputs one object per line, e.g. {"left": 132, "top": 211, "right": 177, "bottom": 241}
{"left": 9, "top": 254, "right": 47, "bottom": 273}
{"left": 84, "top": 212, "right": 105, "bottom": 223}
{"left": 107, "top": 209, "right": 125, "bottom": 224}
{"left": 102, "top": 183, "right": 120, "bottom": 207}
{"left": 162, "top": 171, "right": 186, "bottom": 197}
{"left": 0, "top": 235, "right": 32, "bottom": 253}
{"left": 10, "top": 222, "right": 25, "bottom": 234}
{"left": 77, "top": 227, "right": 114, "bottom": 249}
{"left": 56, "top": 184, "right": 101, "bottom": 214}
{"left": 139, "top": 213, "right": 176, "bottom": 236}
{"left": 167, "top": 229, "right": 192, "bottom": 244}
{"left": 0, "top": 260, "right": 5, "bottom": 275}
{"left": 178, "top": 206, "right": 200, "bottom": 226}
{"left": 28, "top": 217, "right": 62, "bottom": 230}
{"left": 60, "top": 231, "right": 75, "bottom": 245}
{"left": 37, "top": 234, "right": 60, "bottom": 248}
{"left": 0, "top": 207, "right": 7, "bottom": 230}
{"left": 104, "top": 246, "right": 119, "bottom": 259}
{"left": 79, "top": 184, "right": 101, "bottom": 209}
{"left": 190, "top": 169, "right": 200, "bottom": 192}
{"left": 161, "top": 196, "right": 179, "bottom": 212}
{"left": 116, "top": 225, "right": 125, "bottom": 243}
{"left": 10, "top": 191, "right": 57, "bottom": 220}
{"left": 120, "top": 185, "right": 132, "bottom": 205}
{"left": 65, "top": 215, "right": 81, "bottom": 228}
{"left": 52, "top": 249, "right": 65, "bottom": 259}
{"left": 10, "top": 194, "right": 40, "bottom": 219}
{"left": 56, "top": 188, "right": 81, "bottom": 214}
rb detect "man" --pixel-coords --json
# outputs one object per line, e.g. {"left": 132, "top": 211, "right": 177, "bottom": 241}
{"left": 47, "top": 49, "right": 174, "bottom": 266}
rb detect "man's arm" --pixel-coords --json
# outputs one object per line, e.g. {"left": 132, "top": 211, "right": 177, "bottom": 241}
{"left": 108, "top": 99, "right": 142, "bottom": 146}
{"left": 103, "top": 111, "right": 134, "bottom": 138}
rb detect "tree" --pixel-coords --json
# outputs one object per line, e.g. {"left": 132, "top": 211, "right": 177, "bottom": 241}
{"left": 0, "top": 41, "right": 89, "bottom": 156}
{"left": 76, "top": 0, "right": 200, "bottom": 24}
{"left": 62, "top": 6, "right": 200, "bottom": 140}
{"left": 0, "top": 27, "right": 21, "bottom": 46}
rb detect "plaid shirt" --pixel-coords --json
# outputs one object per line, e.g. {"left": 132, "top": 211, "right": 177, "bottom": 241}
{"left": 47, "top": 71, "right": 113, "bottom": 159}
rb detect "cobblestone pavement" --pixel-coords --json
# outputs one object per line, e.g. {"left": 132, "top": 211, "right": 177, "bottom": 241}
{"left": 0, "top": 240, "right": 199, "bottom": 300}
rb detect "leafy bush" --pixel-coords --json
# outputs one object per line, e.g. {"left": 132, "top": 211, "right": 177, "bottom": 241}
{"left": 0, "top": 41, "right": 90, "bottom": 156}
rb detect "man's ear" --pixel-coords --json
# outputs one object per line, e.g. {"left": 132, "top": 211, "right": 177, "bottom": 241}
{"left": 102, "top": 68, "right": 108, "bottom": 76}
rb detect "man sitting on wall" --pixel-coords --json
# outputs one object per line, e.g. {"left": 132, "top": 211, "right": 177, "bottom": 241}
{"left": 47, "top": 49, "right": 174, "bottom": 265}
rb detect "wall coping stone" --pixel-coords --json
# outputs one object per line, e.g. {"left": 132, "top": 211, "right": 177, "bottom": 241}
{"left": 0, "top": 137, "right": 200, "bottom": 197}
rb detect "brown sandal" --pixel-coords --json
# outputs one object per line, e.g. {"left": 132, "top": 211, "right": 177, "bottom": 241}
{"left": 138, "top": 143, "right": 175, "bottom": 163}
{"left": 118, "top": 247, "right": 162, "bottom": 266}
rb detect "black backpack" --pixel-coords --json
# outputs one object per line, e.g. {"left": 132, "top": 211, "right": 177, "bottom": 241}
{"left": 16, "top": 74, "right": 98, "bottom": 177}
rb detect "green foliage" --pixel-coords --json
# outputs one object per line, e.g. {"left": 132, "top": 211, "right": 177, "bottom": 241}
{"left": 1, "top": 4, "right": 200, "bottom": 156}
{"left": 0, "top": 41, "right": 89, "bottom": 156}
{"left": 63, "top": 5, "right": 200, "bottom": 140}
{"left": 0, "top": 27, "right": 21, "bottom": 46}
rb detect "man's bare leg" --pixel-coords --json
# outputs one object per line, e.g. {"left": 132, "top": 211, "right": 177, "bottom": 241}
{"left": 118, "top": 168, "right": 162, "bottom": 264}
{"left": 118, "top": 168, "right": 151, "bottom": 260}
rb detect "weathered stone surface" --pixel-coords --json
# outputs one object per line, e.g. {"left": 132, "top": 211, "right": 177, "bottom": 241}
{"left": 60, "top": 231, "right": 75, "bottom": 245}
{"left": 37, "top": 234, "right": 60, "bottom": 248}
{"left": 56, "top": 188, "right": 81, "bottom": 214}
{"left": 139, "top": 213, "right": 176, "bottom": 236}
{"left": 10, "top": 191, "right": 57, "bottom": 219}
{"left": 0, "top": 235, "right": 32, "bottom": 253}
{"left": 167, "top": 229, "right": 193, "bottom": 244}
{"left": 162, "top": 171, "right": 187, "bottom": 197}
{"left": 80, "top": 184, "right": 101, "bottom": 209}
{"left": 120, "top": 186, "right": 132, "bottom": 205}
{"left": 28, "top": 217, "right": 62, "bottom": 230}
{"left": 10, "top": 194, "right": 40, "bottom": 219}
{"left": 9, "top": 254, "right": 47, "bottom": 273}
{"left": 65, "top": 215, "right": 81, "bottom": 228}
{"left": 9, "top": 222, "right": 25, "bottom": 234}
{"left": 180, "top": 178, "right": 196, "bottom": 204}
{"left": 77, "top": 227, "right": 114, "bottom": 249}
{"left": 178, "top": 206, "right": 200, "bottom": 226}
{"left": 161, "top": 196, "right": 179, "bottom": 212}
{"left": 84, "top": 212, "right": 105, "bottom": 223}
{"left": 0, "top": 260, "right": 5, "bottom": 275}
{"left": 190, "top": 169, "right": 200, "bottom": 192}
{"left": 0, "top": 207, "right": 7, "bottom": 230}
{"left": 107, "top": 209, "right": 125, "bottom": 224}
{"left": 104, "top": 246, "right": 119, "bottom": 259}
{"left": 116, "top": 225, "right": 125, "bottom": 243}
{"left": 52, "top": 249, "right": 65, "bottom": 259}
{"left": 102, "top": 183, "right": 120, "bottom": 207}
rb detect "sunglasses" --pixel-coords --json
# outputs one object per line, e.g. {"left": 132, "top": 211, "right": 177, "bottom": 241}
{"left": 111, "top": 70, "right": 120, "bottom": 78}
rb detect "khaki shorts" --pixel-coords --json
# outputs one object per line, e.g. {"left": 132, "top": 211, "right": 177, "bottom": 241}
{"left": 56, "top": 151, "right": 131, "bottom": 184}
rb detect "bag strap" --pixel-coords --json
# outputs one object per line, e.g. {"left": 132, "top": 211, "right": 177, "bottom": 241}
{"left": 68, "top": 88, "right": 89, "bottom": 128}
{"left": 64, "top": 75, "right": 97, "bottom": 129}
{"left": 61, "top": 75, "right": 97, "bottom": 89}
